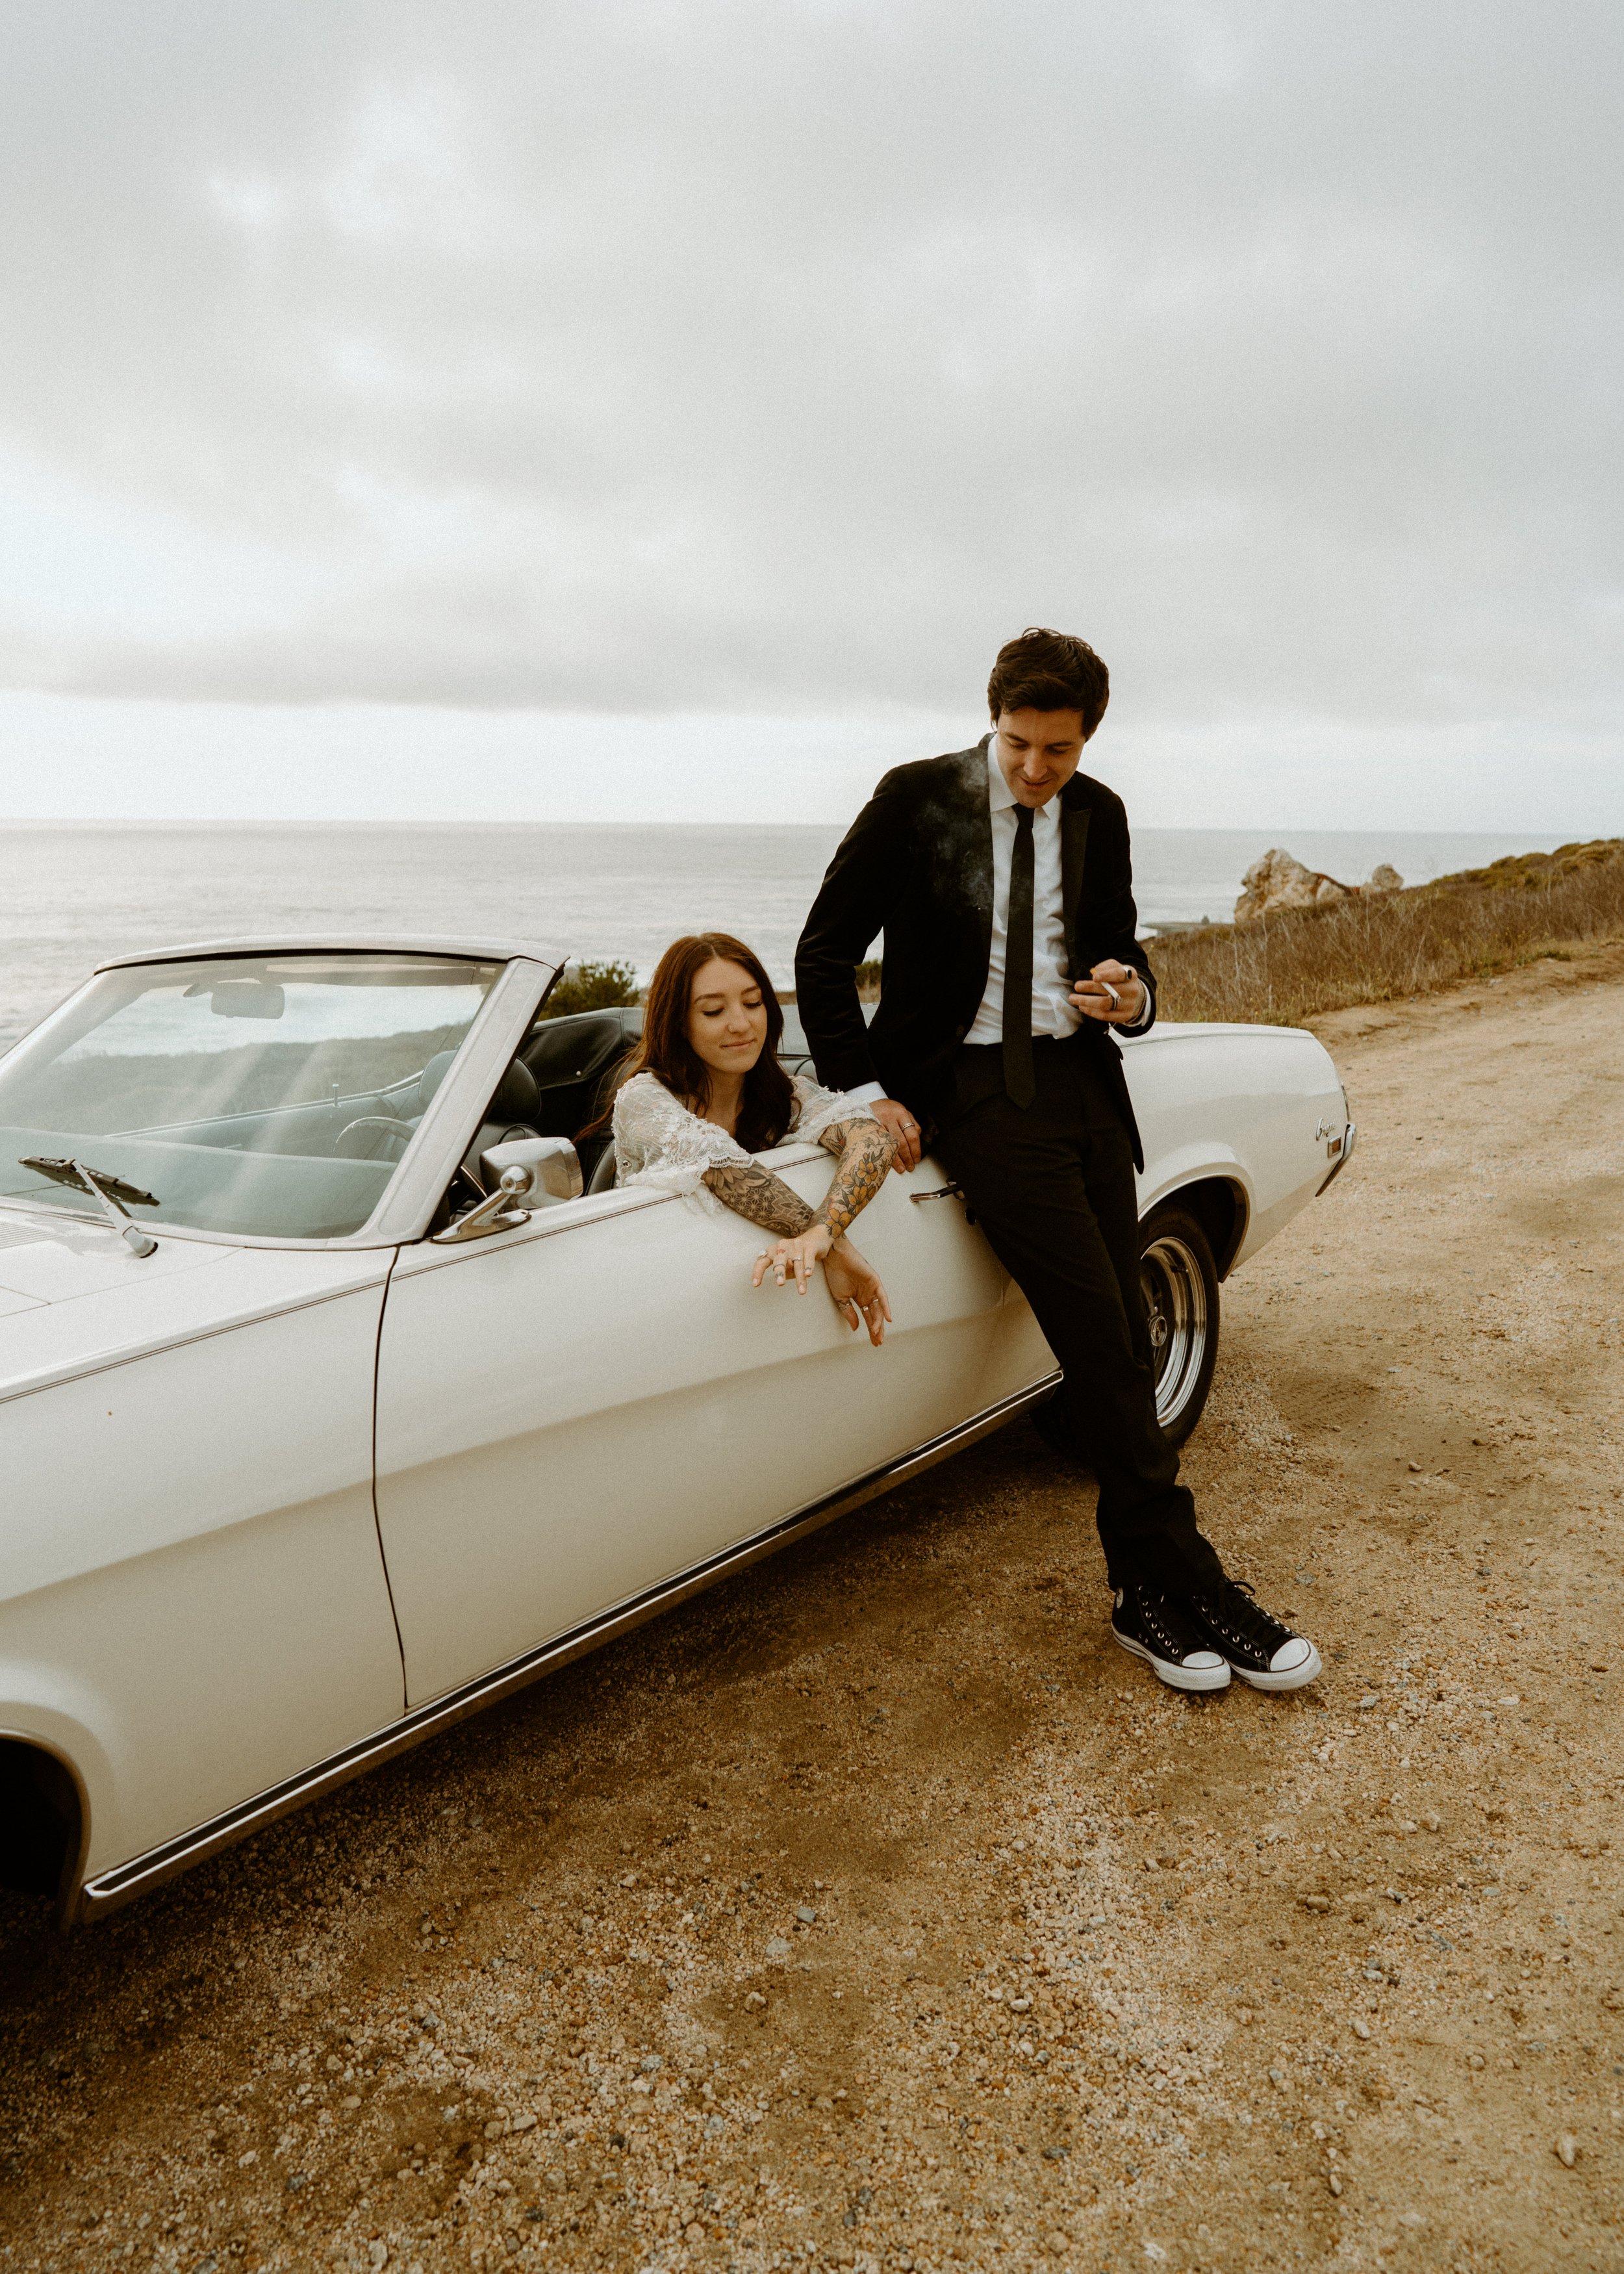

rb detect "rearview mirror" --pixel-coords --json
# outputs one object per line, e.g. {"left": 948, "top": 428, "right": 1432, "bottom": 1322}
{"left": 183, "top": 978, "right": 286, "bottom": 1020}
{"left": 479, "top": 1135, "right": 584, "bottom": 1207}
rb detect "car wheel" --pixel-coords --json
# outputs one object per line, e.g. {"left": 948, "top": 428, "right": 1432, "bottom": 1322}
{"left": 1139, "top": 1202, "right": 1220, "bottom": 1447}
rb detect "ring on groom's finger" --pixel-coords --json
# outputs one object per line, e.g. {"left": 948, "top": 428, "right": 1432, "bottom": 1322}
{"left": 1100, "top": 980, "right": 1121, "bottom": 1011}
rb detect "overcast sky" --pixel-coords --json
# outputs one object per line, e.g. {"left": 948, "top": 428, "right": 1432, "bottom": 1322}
{"left": 1, "top": 0, "right": 1619, "bottom": 826}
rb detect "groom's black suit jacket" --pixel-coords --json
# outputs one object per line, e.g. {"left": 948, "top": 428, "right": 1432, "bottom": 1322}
{"left": 794, "top": 738, "right": 1158, "bottom": 1168}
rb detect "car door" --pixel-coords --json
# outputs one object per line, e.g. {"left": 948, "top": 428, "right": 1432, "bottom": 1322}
{"left": 371, "top": 1142, "right": 1023, "bottom": 1707}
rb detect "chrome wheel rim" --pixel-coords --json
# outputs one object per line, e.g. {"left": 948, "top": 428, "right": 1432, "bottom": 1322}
{"left": 1141, "top": 1233, "right": 1209, "bottom": 1430}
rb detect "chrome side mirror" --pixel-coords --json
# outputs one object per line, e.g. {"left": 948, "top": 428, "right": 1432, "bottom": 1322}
{"left": 479, "top": 1135, "right": 584, "bottom": 1205}
{"left": 433, "top": 1137, "right": 584, "bottom": 1246}
{"left": 433, "top": 1164, "right": 536, "bottom": 1244}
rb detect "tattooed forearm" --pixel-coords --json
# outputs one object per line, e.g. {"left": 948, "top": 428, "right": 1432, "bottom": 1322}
{"left": 813, "top": 1119, "right": 896, "bottom": 1242}
{"left": 702, "top": 1160, "right": 817, "bottom": 1236}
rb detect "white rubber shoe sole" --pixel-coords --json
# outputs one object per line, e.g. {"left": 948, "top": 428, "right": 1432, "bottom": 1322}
{"left": 1111, "top": 1626, "right": 1232, "bottom": 1693}
{"left": 1229, "top": 1636, "right": 1323, "bottom": 1692}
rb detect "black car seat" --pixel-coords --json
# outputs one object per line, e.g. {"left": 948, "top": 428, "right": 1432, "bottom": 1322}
{"left": 587, "top": 1144, "right": 618, "bottom": 1195}
{"left": 519, "top": 1006, "right": 641, "bottom": 1178}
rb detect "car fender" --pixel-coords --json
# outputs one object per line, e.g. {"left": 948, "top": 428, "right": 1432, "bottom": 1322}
{"left": 1137, "top": 1142, "right": 1252, "bottom": 1221}
{"left": 0, "top": 1676, "right": 109, "bottom": 1907}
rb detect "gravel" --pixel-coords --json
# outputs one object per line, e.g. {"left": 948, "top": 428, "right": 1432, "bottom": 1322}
{"left": 1, "top": 949, "right": 1621, "bottom": 2270}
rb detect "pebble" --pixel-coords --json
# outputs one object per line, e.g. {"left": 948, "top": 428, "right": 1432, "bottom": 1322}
{"left": 1327, "top": 2175, "right": 1343, "bottom": 2197}
{"left": 1555, "top": 2133, "right": 1578, "bottom": 2168}
{"left": 767, "top": 1938, "right": 793, "bottom": 1959}
{"left": 797, "top": 1908, "right": 818, "bottom": 1924}
{"left": 1351, "top": 2020, "right": 1371, "bottom": 2041}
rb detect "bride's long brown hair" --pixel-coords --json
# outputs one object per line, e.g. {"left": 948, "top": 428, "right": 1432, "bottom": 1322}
{"left": 611, "top": 933, "right": 795, "bottom": 1153}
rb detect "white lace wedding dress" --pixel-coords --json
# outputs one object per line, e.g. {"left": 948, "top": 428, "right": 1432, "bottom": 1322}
{"left": 611, "top": 1071, "right": 872, "bottom": 1215}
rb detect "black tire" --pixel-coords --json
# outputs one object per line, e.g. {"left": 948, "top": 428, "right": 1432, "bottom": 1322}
{"left": 1138, "top": 1201, "right": 1220, "bottom": 1448}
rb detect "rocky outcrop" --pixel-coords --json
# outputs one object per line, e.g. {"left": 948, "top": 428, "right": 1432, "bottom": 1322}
{"left": 1234, "top": 849, "right": 1404, "bottom": 923}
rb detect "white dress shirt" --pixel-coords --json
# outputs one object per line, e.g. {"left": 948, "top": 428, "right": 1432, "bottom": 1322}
{"left": 963, "top": 747, "right": 1079, "bottom": 1045}
{"left": 848, "top": 741, "right": 1148, "bottom": 1105}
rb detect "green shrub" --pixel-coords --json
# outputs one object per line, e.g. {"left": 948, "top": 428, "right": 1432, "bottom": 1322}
{"left": 538, "top": 959, "right": 641, "bottom": 1020}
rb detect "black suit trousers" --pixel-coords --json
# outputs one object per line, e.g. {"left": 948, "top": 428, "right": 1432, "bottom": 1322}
{"left": 933, "top": 1038, "right": 1225, "bottom": 1593}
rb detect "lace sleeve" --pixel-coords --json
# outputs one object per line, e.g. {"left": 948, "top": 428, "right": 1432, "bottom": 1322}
{"left": 787, "top": 1071, "right": 882, "bottom": 1148}
{"left": 612, "top": 1073, "right": 753, "bottom": 1214}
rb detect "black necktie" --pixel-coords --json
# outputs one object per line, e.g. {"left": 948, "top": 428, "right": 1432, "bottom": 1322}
{"left": 1002, "top": 803, "right": 1036, "bottom": 1107}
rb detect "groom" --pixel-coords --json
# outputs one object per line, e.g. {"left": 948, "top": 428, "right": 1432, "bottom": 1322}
{"left": 794, "top": 626, "right": 1320, "bottom": 1694}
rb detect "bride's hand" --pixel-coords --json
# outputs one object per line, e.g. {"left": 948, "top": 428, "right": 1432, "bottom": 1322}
{"left": 822, "top": 1238, "right": 893, "bottom": 1346}
{"left": 752, "top": 1221, "right": 833, "bottom": 1295}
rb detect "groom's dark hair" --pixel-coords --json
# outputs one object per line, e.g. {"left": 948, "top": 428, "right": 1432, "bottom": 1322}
{"left": 987, "top": 626, "right": 1110, "bottom": 737}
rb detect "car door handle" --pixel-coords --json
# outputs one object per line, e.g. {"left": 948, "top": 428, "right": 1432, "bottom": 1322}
{"left": 910, "top": 1182, "right": 975, "bottom": 1222}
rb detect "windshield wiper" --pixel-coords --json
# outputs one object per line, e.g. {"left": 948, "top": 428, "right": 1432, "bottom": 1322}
{"left": 18, "top": 1156, "right": 160, "bottom": 1257}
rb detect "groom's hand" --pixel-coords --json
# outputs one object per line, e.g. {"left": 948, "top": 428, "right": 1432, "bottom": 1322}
{"left": 868, "top": 1097, "right": 923, "bottom": 1172}
{"left": 1071, "top": 960, "right": 1147, "bottom": 1025}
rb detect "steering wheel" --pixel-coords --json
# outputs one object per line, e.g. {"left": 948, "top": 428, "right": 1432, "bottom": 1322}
{"left": 335, "top": 1115, "right": 418, "bottom": 1162}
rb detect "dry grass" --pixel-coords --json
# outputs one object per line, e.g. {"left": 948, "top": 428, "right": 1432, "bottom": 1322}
{"left": 1151, "top": 837, "right": 1624, "bottom": 1027}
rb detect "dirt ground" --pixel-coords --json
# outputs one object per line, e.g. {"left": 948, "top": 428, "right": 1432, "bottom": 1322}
{"left": 3, "top": 945, "right": 1622, "bottom": 2274}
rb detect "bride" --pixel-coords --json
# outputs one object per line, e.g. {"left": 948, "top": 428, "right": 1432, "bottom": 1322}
{"left": 608, "top": 933, "right": 895, "bottom": 1344}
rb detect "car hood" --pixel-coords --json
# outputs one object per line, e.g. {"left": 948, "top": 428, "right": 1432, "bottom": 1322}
{"left": 0, "top": 1208, "right": 390, "bottom": 1403}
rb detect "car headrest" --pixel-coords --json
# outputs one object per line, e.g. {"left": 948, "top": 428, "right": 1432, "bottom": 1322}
{"left": 523, "top": 1008, "right": 639, "bottom": 1089}
{"left": 415, "top": 1049, "right": 461, "bottom": 1115}
{"left": 487, "top": 1056, "right": 540, "bottom": 1125}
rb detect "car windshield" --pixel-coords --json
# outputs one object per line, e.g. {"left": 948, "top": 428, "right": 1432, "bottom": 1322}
{"left": 0, "top": 952, "right": 500, "bottom": 1240}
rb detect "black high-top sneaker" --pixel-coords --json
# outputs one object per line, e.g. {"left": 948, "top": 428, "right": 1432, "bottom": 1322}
{"left": 1180, "top": 1576, "right": 1322, "bottom": 1691}
{"left": 1111, "top": 1583, "right": 1232, "bottom": 1693}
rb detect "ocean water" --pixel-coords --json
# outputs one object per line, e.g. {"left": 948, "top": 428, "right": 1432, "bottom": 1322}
{"left": 0, "top": 820, "right": 1578, "bottom": 1049}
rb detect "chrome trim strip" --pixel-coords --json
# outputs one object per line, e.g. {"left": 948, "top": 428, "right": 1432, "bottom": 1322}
{"left": 75, "top": 1370, "right": 1060, "bottom": 1921}
{"left": 94, "top": 934, "right": 566, "bottom": 973}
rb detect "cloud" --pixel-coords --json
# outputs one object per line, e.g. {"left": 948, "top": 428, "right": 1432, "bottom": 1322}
{"left": 0, "top": 0, "right": 1618, "bottom": 748}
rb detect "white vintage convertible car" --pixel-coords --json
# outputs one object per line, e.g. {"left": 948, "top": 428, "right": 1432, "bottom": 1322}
{"left": 0, "top": 938, "right": 1354, "bottom": 1923}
